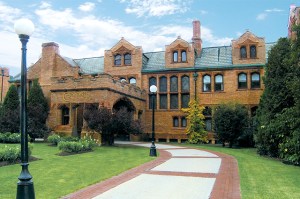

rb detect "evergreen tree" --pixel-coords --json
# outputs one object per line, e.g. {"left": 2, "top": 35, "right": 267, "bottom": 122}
{"left": 182, "top": 100, "right": 208, "bottom": 144}
{"left": 27, "top": 79, "right": 49, "bottom": 140}
{"left": 0, "top": 85, "right": 20, "bottom": 133}
{"left": 255, "top": 38, "right": 294, "bottom": 157}
{"left": 213, "top": 103, "right": 249, "bottom": 148}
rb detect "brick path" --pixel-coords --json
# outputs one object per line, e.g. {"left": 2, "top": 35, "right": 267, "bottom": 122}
{"left": 63, "top": 143, "right": 240, "bottom": 199}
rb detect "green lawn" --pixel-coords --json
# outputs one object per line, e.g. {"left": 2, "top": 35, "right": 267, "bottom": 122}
{"left": 0, "top": 143, "right": 154, "bottom": 199}
{"left": 181, "top": 144, "right": 300, "bottom": 199}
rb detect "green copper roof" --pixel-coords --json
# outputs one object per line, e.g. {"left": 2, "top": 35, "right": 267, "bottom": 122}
{"left": 142, "top": 51, "right": 165, "bottom": 70}
{"left": 74, "top": 57, "right": 104, "bottom": 74}
{"left": 195, "top": 46, "right": 232, "bottom": 68}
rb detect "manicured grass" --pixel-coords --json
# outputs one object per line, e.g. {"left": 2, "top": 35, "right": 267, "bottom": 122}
{"left": 0, "top": 143, "right": 154, "bottom": 199}
{"left": 181, "top": 144, "right": 300, "bottom": 199}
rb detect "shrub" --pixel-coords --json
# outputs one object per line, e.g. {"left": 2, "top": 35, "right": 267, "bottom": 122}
{"left": 47, "top": 134, "right": 61, "bottom": 146}
{"left": 0, "top": 144, "right": 32, "bottom": 163}
{"left": 58, "top": 137, "right": 97, "bottom": 153}
{"left": 0, "top": 133, "right": 21, "bottom": 143}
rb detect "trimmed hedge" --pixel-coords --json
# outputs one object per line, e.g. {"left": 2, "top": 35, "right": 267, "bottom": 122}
{"left": 58, "top": 137, "right": 97, "bottom": 153}
{"left": 47, "top": 134, "right": 79, "bottom": 146}
{"left": 0, "top": 144, "right": 32, "bottom": 163}
{"left": 0, "top": 133, "right": 21, "bottom": 143}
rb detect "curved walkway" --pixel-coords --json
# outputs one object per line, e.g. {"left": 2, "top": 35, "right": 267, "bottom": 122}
{"left": 63, "top": 142, "right": 240, "bottom": 199}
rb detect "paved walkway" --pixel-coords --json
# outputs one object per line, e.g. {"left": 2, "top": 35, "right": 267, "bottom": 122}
{"left": 63, "top": 142, "right": 240, "bottom": 199}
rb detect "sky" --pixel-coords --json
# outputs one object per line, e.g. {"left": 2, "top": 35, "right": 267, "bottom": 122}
{"left": 0, "top": 0, "right": 299, "bottom": 76}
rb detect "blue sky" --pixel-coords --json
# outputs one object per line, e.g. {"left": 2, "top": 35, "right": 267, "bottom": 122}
{"left": 0, "top": 0, "right": 299, "bottom": 75}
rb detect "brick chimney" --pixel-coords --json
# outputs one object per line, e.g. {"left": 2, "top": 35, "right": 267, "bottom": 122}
{"left": 40, "top": 42, "right": 59, "bottom": 88}
{"left": 192, "top": 20, "right": 202, "bottom": 57}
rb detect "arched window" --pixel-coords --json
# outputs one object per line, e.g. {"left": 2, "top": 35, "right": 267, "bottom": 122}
{"left": 181, "top": 75, "right": 190, "bottom": 92}
{"left": 159, "top": 76, "right": 167, "bottom": 92}
{"left": 181, "top": 117, "right": 187, "bottom": 127}
{"left": 251, "top": 73, "right": 260, "bottom": 88}
{"left": 129, "top": 77, "right": 136, "bottom": 84}
{"left": 61, "top": 106, "right": 70, "bottom": 125}
{"left": 120, "top": 77, "right": 126, "bottom": 82}
{"left": 173, "top": 51, "right": 178, "bottom": 62}
{"left": 124, "top": 53, "right": 131, "bottom": 65}
{"left": 240, "top": 46, "right": 247, "bottom": 59}
{"left": 215, "top": 74, "right": 224, "bottom": 91}
{"left": 170, "top": 76, "right": 178, "bottom": 109}
{"left": 149, "top": 77, "right": 157, "bottom": 87}
{"left": 250, "top": 45, "right": 256, "bottom": 58}
{"left": 149, "top": 77, "right": 157, "bottom": 109}
{"left": 114, "top": 54, "right": 121, "bottom": 66}
{"left": 203, "top": 75, "right": 211, "bottom": 92}
{"left": 181, "top": 50, "right": 187, "bottom": 62}
{"left": 181, "top": 75, "right": 190, "bottom": 108}
{"left": 159, "top": 76, "right": 167, "bottom": 109}
{"left": 238, "top": 73, "right": 247, "bottom": 89}
{"left": 173, "top": 117, "right": 179, "bottom": 127}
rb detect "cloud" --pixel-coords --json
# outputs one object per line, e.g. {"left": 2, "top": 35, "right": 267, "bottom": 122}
{"left": 256, "top": 8, "right": 284, "bottom": 21}
{"left": 120, "top": 0, "right": 192, "bottom": 17}
{"left": 78, "top": 2, "right": 95, "bottom": 12}
{"left": 256, "top": 13, "right": 267, "bottom": 20}
{"left": 0, "top": 2, "right": 22, "bottom": 31}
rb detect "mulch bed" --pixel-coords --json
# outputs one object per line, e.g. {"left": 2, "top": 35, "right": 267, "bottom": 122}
{"left": 0, "top": 156, "right": 39, "bottom": 167}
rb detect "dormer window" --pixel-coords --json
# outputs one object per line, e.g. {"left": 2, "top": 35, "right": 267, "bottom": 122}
{"left": 124, "top": 53, "right": 131, "bottom": 65}
{"left": 240, "top": 46, "right": 247, "bottom": 59}
{"left": 181, "top": 50, "right": 187, "bottom": 62}
{"left": 250, "top": 45, "right": 256, "bottom": 58}
{"left": 114, "top": 54, "right": 121, "bottom": 66}
{"left": 173, "top": 51, "right": 178, "bottom": 62}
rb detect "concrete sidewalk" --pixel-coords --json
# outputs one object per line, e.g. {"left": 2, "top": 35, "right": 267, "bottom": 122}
{"left": 63, "top": 142, "right": 240, "bottom": 199}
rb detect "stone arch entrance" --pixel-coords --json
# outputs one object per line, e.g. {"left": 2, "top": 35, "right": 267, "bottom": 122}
{"left": 112, "top": 97, "right": 136, "bottom": 141}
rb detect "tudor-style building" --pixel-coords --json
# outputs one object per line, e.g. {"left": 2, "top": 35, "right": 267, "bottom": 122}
{"left": 10, "top": 20, "right": 274, "bottom": 143}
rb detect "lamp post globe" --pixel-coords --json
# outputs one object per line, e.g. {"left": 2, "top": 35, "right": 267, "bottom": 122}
{"left": 149, "top": 85, "right": 157, "bottom": 157}
{"left": 14, "top": 18, "right": 35, "bottom": 199}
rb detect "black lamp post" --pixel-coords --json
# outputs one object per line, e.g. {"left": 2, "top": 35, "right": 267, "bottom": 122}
{"left": 149, "top": 85, "right": 157, "bottom": 156}
{"left": 14, "top": 18, "right": 35, "bottom": 199}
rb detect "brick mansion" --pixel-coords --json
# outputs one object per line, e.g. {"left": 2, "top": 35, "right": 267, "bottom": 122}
{"left": 1, "top": 20, "right": 274, "bottom": 143}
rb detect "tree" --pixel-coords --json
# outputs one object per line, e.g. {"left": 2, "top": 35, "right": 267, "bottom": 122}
{"left": 0, "top": 85, "right": 20, "bottom": 133}
{"left": 255, "top": 38, "right": 294, "bottom": 157}
{"left": 27, "top": 79, "right": 49, "bottom": 140}
{"left": 83, "top": 104, "right": 113, "bottom": 145}
{"left": 182, "top": 100, "right": 208, "bottom": 144}
{"left": 213, "top": 103, "right": 249, "bottom": 148}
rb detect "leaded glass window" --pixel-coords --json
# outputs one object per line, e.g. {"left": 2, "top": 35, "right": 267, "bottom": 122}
{"left": 181, "top": 50, "right": 187, "bottom": 62}
{"left": 170, "top": 94, "right": 178, "bottom": 109}
{"left": 62, "top": 106, "right": 70, "bottom": 125}
{"left": 251, "top": 73, "right": 260, "bottom": 88}
{"left": 205, "top": 119, "right": 212, "bottom": 131}
{"left": 114, "top": 54, "right": 121, "bottom": 65}
{"left": 159, "top": 94, "right": 167, "bottom": 109}
{"left": 173, "top": 117, "right": 179, "bottom": 127}
{"left": 159, "top": 76, "right": 167, "bottom": 92}
{"left": 181, "top": 94, "right": 190, "bottom": 108}
{"left": 181, "top": 117, "right": 187, "bottom": 127}
{"left": 170, "top": 76, "right": 178, "bottom": 92}
{"left": 181, "top": 76, "right": 190, "bottom": 92}
{"left": 173, "top": 51, "right": 178, "bottom": 62}
{"left": 149, "top": 77, "right": 157, "bottom": 87}
{"left": 215, "top": 74, "right": 224, "bottom": 91}
{"left": 250, "top": 45, "right": 256, "bottom": 59}
{"left": 238, "top": 73, "right": 247, "bottom": 89}
{"left": 240, "top": 46, "right": 247, "bottom": 59}
{"left": 203, "top": 107, "right": 212, "bottom": 116}
{"left": 124, "top": 53, "right": 131, "bottom": 65}
{"left": 203, "top": 75, "right": 211, "bottom": 92}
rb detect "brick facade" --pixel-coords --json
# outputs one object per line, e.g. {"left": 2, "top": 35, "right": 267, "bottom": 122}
{"left": 8, "top": 20, "right": 270, "bottom": 143}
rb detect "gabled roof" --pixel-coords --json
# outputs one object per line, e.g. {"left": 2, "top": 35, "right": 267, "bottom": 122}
{"left": 195, "top": 46, "right": 232, "bottom": 68}
{"left": 142, "top": 51, "right": 165, "bottom": 70}
{"left": 74, "top": 57, "right": 104, "bottom": 74}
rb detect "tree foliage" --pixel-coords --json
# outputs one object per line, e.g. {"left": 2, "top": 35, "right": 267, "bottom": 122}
{"left": 213, "top": 103, "right": 249, "bottom": 148}
{"left": 27, "top": 79, "right": 49, "bottom": 140}
{"left": 255, "top": 29, "right": 300, "bottom": 165}
{"left": 182, "top": 100, "right": 208, "bottom": 144}
{"left": 0, "top": 85, "right": 20, "bottom": 133}
{"left": 83, "top": 105, "right": 143, "bottom": 145}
